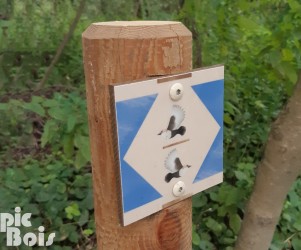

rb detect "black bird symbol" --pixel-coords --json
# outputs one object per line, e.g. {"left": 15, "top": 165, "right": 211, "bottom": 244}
{"left": 158, "top": 105, "right": 186, "bottom": 139}
{"left": 164, "top": 149, "right": 191, "bottom": 183}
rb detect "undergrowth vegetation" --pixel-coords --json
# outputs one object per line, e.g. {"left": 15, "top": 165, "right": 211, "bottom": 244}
{"left": 0, "top": 0, "right": 301, "bottom": 249}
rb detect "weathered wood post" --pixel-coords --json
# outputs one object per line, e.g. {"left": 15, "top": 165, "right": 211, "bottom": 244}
{"left": 82, "top": 21, "right": 192, "bottom": 249}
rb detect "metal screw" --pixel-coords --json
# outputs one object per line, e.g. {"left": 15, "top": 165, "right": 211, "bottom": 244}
{"left": 170, "top": 83, "right": 183, "bottom": 101}
{"left": 173, "top": 181, "right": 185, "bottom": 197}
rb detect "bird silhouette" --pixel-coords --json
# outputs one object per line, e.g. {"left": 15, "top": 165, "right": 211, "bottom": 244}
{"left": 164, "top": 149, "right": 191, "bottom": 183}
{"left": 158, "top": 105, "right": 186, "bottom": 139}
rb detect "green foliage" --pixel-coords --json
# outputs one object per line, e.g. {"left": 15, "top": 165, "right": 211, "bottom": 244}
{"left": 1, "top": 0, "right": 301, "bottom": 249}
{"left": 179, "top": 0, "right": 301, "bottom": 249}
{"left": 271, "top": 181, "right": 301, "bottom": 249}
{"left": 0, "top": 158, "right": 94, "bottom": 249}
{"left": 0, "top": 92, "right": 93, "bottom": 248}
{"left": 0, "top": 92, "right": 90, "bottom": 169}
{"left": 192, "top": 164, "right": 254, "bottom": 249}
{"left": 0, "top": 0, "right": 180, "bottom": 91}
{"left": 0, "top": 0, "right": 81, "bottom": 90}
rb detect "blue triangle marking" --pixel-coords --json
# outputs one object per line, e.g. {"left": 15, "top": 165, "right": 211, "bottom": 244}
{"left": 115, "top": 94, "right": 162, "bottom": 213}
{"left": 193, "top": 129, "right": 223, "bottom": 182}
{"left": 192, "top": 80, "right": 224, "bottom": 127}
{"left": 192, "top": 80, "right": 224, "bottom": 182}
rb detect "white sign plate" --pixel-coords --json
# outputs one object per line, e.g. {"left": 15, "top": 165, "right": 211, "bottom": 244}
{"left": 113, "top": 66, "right": 224, "bottom": 226}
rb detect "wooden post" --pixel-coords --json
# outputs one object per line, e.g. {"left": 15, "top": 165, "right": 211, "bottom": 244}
{"left": 82, "top": 21, "right": 192, "bottom": 249}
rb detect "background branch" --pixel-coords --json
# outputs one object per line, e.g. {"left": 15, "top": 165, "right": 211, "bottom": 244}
{"left": 36, "top": 0, "right": 86, "bottom": 90}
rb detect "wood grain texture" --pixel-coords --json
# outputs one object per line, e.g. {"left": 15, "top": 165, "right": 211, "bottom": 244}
{"left": 82, "top": 21, "right": 192, "bottom": 249}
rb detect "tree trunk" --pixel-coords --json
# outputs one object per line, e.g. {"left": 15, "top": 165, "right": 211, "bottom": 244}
{"left": 82, "top": 21, "right": 192, "bottom": 249}
{"left": 235, "top": 73, "right": 301, "bottom": 250}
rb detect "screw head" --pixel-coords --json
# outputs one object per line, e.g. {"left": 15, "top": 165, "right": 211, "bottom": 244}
{"left": 170, "top": 83, "right": 183, "bottom": 101}
{"left": 173, "top": 181, "right": 185, "bottom": 197}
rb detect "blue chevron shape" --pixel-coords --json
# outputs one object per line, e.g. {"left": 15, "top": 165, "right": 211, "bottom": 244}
{"left": 115, "top": 94, "right": 162, "bottom": 213}
{"left": 192, "top": 80, "right": 224, "bottom": 182}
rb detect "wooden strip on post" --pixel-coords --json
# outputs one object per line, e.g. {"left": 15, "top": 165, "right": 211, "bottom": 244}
{"left": 157, "top": 73, "right": 192, "bottom": 84}
{"left": 82, "top": 21, "right": 192, "bottom": 249}
{"left": 163, "top": 139, "right": 190, "bottom": 149}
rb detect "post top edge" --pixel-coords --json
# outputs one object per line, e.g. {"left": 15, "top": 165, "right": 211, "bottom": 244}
{"left": 82, "top": 20, "right": 191, "bottom": 40}
{"left": 93, "top": 21, "right": 181, "bottom": 27}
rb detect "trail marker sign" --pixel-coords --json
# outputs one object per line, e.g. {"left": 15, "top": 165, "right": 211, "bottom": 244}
{"left": 112, "top": 65, "right": 224, "bottom": 226}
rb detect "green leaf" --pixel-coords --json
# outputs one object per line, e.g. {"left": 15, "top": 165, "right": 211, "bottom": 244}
{"left": 74, "top": 135, "right": 91, "bottom": 161}
{"left": 67, "top": 115, "right": 77, "bottom": 133}
{"left": 32, "top": 96, "right": 44, "bottom": 103}
{"left": 0, "top": 103, "right": 8, "bottom": 110}
{"left": 80, "top": 190, "right": 94, "bottom": 210}
{"left": 23, "top": 204, "right": 40, "bottom": 215}
{"left": 237, "top": 16, "right": 270, "bottom": 35}
{"left": 288, "top": 191, "right": 299, "bottom": 206}
{"left": 48, "top": 107, "right": 66, "bottom": 121}
{"left": 65, "top": 203, "right": 81, "bottom": 219}
{"left": 10, "top": 99, "right": 23, "bottom": 107}
{"left": 63, "top": 134, "right": 74, "bottom": 158}
{"left": 234, "top": 171, "right": 247, "bottom": 181}
{"left": 83, "top": 229, "right": 94, "bottom": 236}
{"left": 192, "top": 230, "right": 201, "bottom": 246}
{"left": 75, "top": 150, "right": 88, "bottom": 169}
{"left": 224, "top": 101, "right": 238, "bottom": 116}
{"left": 43, "top": 99, "right": 59, "bottom": 107}
{"left": 283, "top": 212, "right": 292, "bottom": 222}
{"left": 218, "top": 185, "right": 244, "bottom": 206}
{"left": 56, "top": 181, "right": 67, "bottom": 194}
{"left": 293, "top": 222, "right": 301, "bottom": 231}
{"left": 221, "top": 237, "right": 236, "bottom": 245}
{"left": 281, "top": 48, "right": 294, "bottom": 62}
{"left": 237, "top": 16, "right": 258, "bottom": 31}
{"left": 41, "top": 120, "right": 57, "bottom": 147}
{"left": 224, "top": 113, "right": 234, "bottom": 125}
{"left": 205, "top": 218, "right": 223, "bottom": 235}
{"left": 277, "top": 62, "right": 297, "bottom": 84}
{"left": 5, "top": 180, "right": 19, "bottom": 190}
{"left": 268, "top": 50, "right": 281, "bottom": 68}
{"left": 288, "top": 0, "right": 301, "bottom": 12}
{"left": 192, "top": 194, "right": 207, "bottom": 208}
{"left": 254, "top": 100, "right": 265, "bottom": 109}
{"left": 229, "top": 214, "right": 241, "bottom": 234}
{"left": 73, "top": 175, "right": 89, "bottom": 187}
{"left": 36, "top": 191, "right": 52, "bottom": 202}
{"left": 59, "top": 224, "right": 77, "bottom": 242}
{"left": 23, "top": 102, "right": 45, "bottom": 116}
{"left": 78, "top": 209, "right": 89, "bottom": 226}
{"left": 68, "top": 230, "right": 79, "bottom": 243}
{"left": 292, "top": 236, "right": 301, "bottom": 250}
